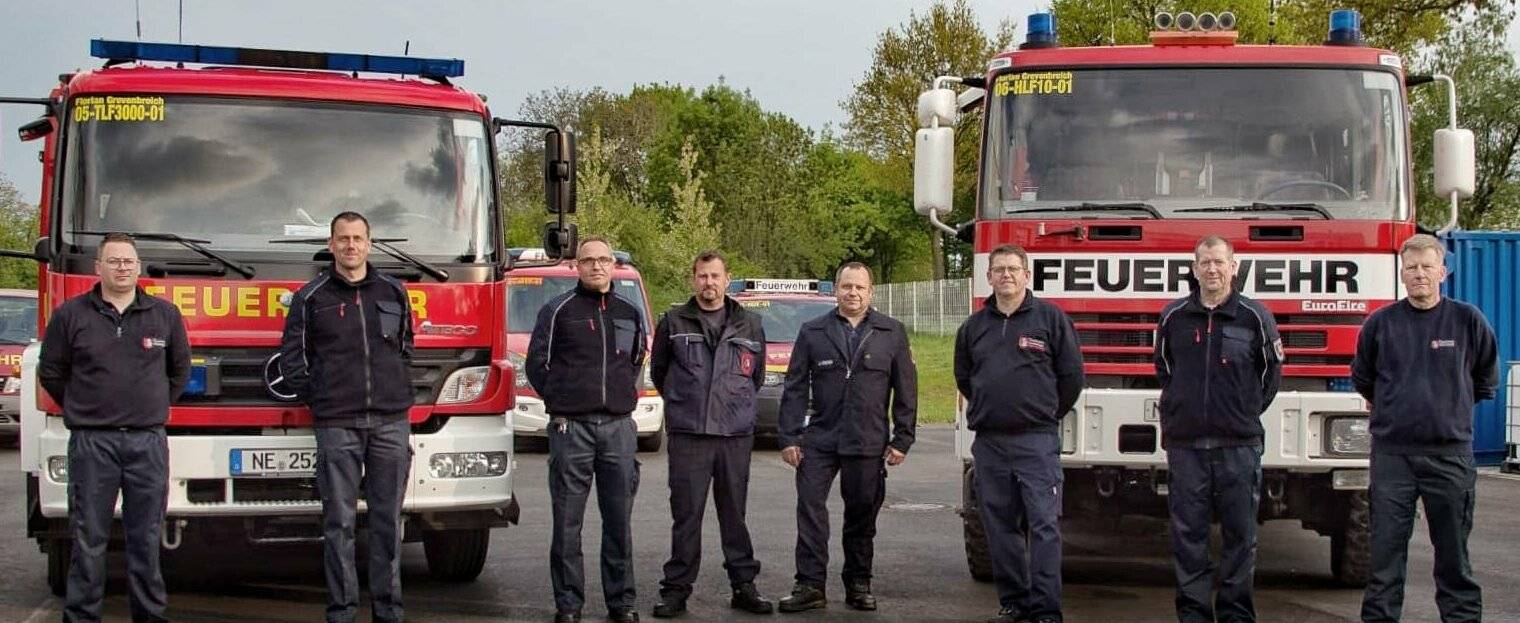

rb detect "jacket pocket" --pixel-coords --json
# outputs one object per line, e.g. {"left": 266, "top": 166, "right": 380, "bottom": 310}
{"left": 612, "top": 318, "right": 637, "bottom": 357}
{"left": 376, "top": 300, "right": 405, "bottom": 343}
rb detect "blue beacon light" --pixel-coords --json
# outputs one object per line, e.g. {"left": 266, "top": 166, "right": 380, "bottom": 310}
{"left": 1021, "top": 13, "right": 1059, "bottom": 49}
{"left": 89, "top": 39, "right": 465, "bottom": 78}
{"left": 1326, "top": 10, "right": 1365, "bottom": 46}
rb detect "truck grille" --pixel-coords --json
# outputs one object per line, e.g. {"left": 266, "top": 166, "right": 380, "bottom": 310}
{"left": 1073, "top": 312, "right": 1360, "bottom": 368}
{"left": 176, "top": 347, "right": 489, "bottom": 406}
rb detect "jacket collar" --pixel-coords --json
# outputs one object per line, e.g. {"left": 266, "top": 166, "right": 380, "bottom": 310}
{"left": 1184, "top": 288, "right": 1241, "bottom": 317}
{"left": 87, "top": 283, "right": 152, "bottom": 315}
{"left": 675, "top": 295, "right": 743, "bottom": 322}
{"left": 328, "top": 263, "right": 380, "bottom": 288}
{"left": 981, "top": 292, "right": 1038, "bottom": 319}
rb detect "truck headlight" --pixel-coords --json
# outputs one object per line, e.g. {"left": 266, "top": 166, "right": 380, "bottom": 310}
{"left": 438, "top": 366, "right": 490, "bottom": 404}
{"left": 2, "top": 376, "right": 20, "bottom": 394}
{"left": 429, "top": 451, "right": 509, "bottom": 478}
{"left": 1324, "top": 415, "right": 1371, "bottom": 456}
{"left": 47, "top": 455, "right": 68, "bottom": 482}
{"left": 763, "top": 371, "right": 784, "bottom": 387}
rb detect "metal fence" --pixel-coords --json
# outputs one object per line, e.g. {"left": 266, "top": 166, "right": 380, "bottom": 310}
{"left": 875, "top": 278, "right": 974, "bottom": 335}
{"left": 1507, "top": 361, "right": 1520, "bottom": 472}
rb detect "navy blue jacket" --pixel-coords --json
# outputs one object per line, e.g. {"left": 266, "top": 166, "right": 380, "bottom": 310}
{"left": 650, "top": 296, "right": 766, "bottom": 436}
{"left": 780, "top": 308, "right": 917, "bottom": 456}
{"left": 277, "top": 265, "right": 415, "bottom": 427}
{"left": 526, "top": 282, "right": 646, "bottom": 417}
{"left": 1351, "top": 298, "right": 1498, "bottom": 455}
{"left": 1153, "top": 290, "right": 1282, "bottom": 448}
{"left": 39, "top": 285, "right": 191, "bottom": 430}
{"left": 955, "top": 294, "right": 1084, "bottom": 435}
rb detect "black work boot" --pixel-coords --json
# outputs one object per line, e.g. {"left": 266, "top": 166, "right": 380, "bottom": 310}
{"left": 730, "top": 582, "right": 775, "bottom": 614}
{"left": 844, "top": 579, "right": 877, "bottom": 611}
{"left": 652, "top": 592, "right": 688, "bottom": 618}
{"left": 608, "top": 608, "right": 640, "bottom": 623}
{"left": 986, "top": 607, "right": 1026, "bottom": 623}
{"left": 778, "top": 583, "right": 827, "bottom": 613}
{"left": 553, "top": 610, "right": 581, "bottom": 623}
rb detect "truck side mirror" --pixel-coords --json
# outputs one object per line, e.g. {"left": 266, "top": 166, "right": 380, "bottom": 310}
{"left": 1433, "top": 128, "right": 1475, "bottom": 199}
{"left": 545, "top": 130, "right": 577, "bottom": 214}
{"left": 543, "top": 222, "right": 578, "bottom": 260}
{"left": 914, "top": 88, "right": 957, "bottom": 231}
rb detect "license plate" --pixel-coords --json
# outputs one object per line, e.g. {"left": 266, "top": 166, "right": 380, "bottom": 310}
{"left": 231, "top": 448, "right": 318, "bottom": 476}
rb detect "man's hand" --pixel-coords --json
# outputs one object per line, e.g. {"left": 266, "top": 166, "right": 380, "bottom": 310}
{"left": 781, "top": 446, "right": 803, "bottom": 467}
{"left": 884, "top": 447, "right": 906, "bottom": 466}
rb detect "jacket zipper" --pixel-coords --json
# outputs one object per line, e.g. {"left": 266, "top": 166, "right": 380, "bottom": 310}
{"left": 598, "top": 295, "right": 607, "bottom": 407}
{"left": 844, "top": 328, "right": 875, "bottom": 381}
{"left": 1202, "top": 312, "right": 1213, "bottom": 435}
{"left": 357, "top": 288, "right": 372, "bottom": 413}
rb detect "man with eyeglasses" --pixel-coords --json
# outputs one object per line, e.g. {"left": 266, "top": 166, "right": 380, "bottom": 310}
{"left": 955, "top": 244, "right": 1083, "bottom": 623}
{"left": 1357, "top": 234, "right": 1496, "bottom": 623}
{"left": 277, "top": 212, "right": 417, "bottom": 623}
{"left": 527, "top": 236, "right": 647, "bottom": 623}
{"left": 40, "top": 232, "right": 190, "bottom": 623}
{"left": 1154, "top": 235, "right": 1282, "bottom": 623}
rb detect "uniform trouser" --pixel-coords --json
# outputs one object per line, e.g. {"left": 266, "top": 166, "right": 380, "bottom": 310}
{"left": 1360, "top": 452, "right": 1481, "bottom": 623}
{"left": 660, "top": 433, "right": 760, "bottom": 597}
{"left": 973, "top": 432, "right": 1063, "bottom": 620}
{"left": 1166, "top": 444, "right": 1262, "bottom": 623}
{"left": 792, "top": 449, "right": 886, "bottom": 589}
{"left": 314, "top": 417, "right": 412, "bottom": 623}
{"left": 548, "top": 414, "right": 639, "bottom": 614}
{"left": 65, "top": 427, "right": 169, "bottom": 623}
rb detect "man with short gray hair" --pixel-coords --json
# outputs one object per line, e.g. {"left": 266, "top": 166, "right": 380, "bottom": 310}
{"left": 1356, "top": 233, "right": 1496, "bottom": 623}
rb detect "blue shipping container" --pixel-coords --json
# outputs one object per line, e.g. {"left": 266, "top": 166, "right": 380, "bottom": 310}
{"left": 1443, "top": 231, "right": 1520, "bottom": 465}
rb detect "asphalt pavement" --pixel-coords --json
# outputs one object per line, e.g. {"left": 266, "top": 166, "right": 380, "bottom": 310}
{"left": 2, "top": 426, "right": 1517, "bottom": 622}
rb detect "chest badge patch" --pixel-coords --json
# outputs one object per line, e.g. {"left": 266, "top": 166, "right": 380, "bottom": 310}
{"left": 738, "top": 351, "right": 755, "bottom": 375}
{"left": 1018, "top": 335, "right": 1048, "bottom": 353}
{"left": 1431, "top": 339, "right": 1457, "bottom": 350}
{"left": 142, "top": 337, "right": 166, "bottom": 350}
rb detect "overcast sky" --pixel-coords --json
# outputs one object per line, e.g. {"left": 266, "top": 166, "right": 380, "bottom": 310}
{"left": 2, "top": 1, "right": 1515, "bottom": 204}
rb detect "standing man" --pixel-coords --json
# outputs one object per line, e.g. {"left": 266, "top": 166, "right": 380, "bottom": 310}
{"left": 777, "top": 262, "right": 917, "bottom": 614}
{"left": 527, "top": 236, "right": 646, "bottom": 623}
{"left": 956, "top": 244, "right": 1084, "bottom": 623}
{"left": 1154, "top": 235, "right": 1282, "bottom": 623}
{"left": 40, "top": 232, "right": 190, "bottom": 623}
{"left": 648, "top": 250, "right": 773, "bottom": 618}
{"left": 1356, "top": 234, "right": 1495, "bottom": 623}
{"left": 278, "top": 212, "right": 416, "bottom": 623}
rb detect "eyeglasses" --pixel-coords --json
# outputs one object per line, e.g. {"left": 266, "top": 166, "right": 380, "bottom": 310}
{"left": 989, "top": 266, "right": 1025, "bottom": 276}
{"left": 577, "top": 257, "right": 615, "bottom": 267}
{"left": 103, "top": 258, "right": 139, "bottom": 269}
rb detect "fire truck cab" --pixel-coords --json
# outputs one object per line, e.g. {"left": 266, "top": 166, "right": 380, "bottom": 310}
{"left": 913, "top": 11, "right": 1476, "bottom": 586}
{"left": 3, "top": 40, "right": 581, "bottom": 594}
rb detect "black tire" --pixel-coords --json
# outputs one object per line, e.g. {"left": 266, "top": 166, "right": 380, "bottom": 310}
{"left": 423, "top": 528, "right": 490, "bottom": 582}
{"left": 1331, "top": 490, "right": 1372, "bottom": 587}
{"left": 46, "top": 538, "right": 69, "bottom": 597}
{"left": 961, "top": 468, "right": 994, "bottom": 583}
{"left": 637, "top": 428, "right": 663, "bottom": 453}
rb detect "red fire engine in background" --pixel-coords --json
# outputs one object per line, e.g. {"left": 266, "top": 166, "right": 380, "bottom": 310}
{"left": 913, "top": 10, "right": 1476, "bottom": 585}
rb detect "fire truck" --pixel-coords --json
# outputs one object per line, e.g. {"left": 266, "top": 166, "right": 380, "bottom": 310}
{"left": 912, "top": 11, "right": 1476, "bottom": 585}
{"left": 1, "top": 40, "right": 580, "bottom": 594}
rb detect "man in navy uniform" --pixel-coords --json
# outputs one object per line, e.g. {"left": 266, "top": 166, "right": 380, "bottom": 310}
{"left": 1153, "top": 235, "right": 1282, "bottom": 623}
{"left": 278, "top": 212, "right": 416, "bottom": 623}
{"left": 956, "top": 244, "right": 1084, "bottom": 623}
{"left": 777, "top": 262, "right": 917, "bottom": 613}
{"left": 41, "top": 232, "right": 190, "bottom": 623}
{"left": 649, "top": 250, "right": 773, "bottom": 618}
{"left": 1357, "top": 233, "right": 1496, "bottom": 623}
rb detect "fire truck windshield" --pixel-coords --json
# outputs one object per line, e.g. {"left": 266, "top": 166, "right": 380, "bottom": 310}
{"left": 983, "top": 67, "right": 1407, "bottom": 221}
{"left": 60, "top": 96, "right": 496, "bottom": 262}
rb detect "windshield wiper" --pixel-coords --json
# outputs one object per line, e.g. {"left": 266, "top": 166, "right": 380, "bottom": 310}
{"left": 1175, "top": 203, "right": 1333, "bottom": 220}
{"left": 74, "top": 230, "right": 256, "bottom": 279}
{"left": 1007, "top": 202, "right": 1162, "bottom": 219}
{"left": 269, "top": 237, "right": 450, "bottom": 282}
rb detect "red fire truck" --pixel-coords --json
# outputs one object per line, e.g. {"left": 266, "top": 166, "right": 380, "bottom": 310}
{"left": 913, "top": 11, "right": 1475, "bottom": 585}
{"left": 2, "top": 40, "right": 579, "bottom": 594}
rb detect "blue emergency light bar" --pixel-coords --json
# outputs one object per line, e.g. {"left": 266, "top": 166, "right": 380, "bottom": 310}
{"left": 1326, "top": 9, "right": 1364, "bottom": 46}
{"left": 90, "top": 39, "right": 465, "bottom": 78}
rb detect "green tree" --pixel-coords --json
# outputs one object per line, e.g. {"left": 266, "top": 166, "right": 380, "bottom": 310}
{"left": 1409, "top": 9, "right": 1520, "bottom": 230}
{"left": 0, "top": 175, "right": 39, "bottom": 289}
{"left": 842, "top": 0, "right": 1016, "bottom": 279}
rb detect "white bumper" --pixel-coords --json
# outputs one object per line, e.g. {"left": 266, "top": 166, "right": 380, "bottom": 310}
{"left": 33, "top": 414, "right": 514, "bottom": 519}
{"left": 511, "top": 395, "right": 664, "bottom": 437}
{"left": 955, "top": 388, "right": 1372, "bottom": 473}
